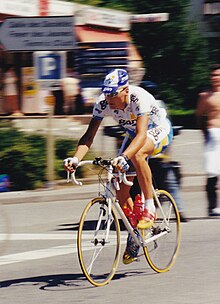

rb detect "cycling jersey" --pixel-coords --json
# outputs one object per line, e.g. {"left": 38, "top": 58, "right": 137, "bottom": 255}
{"left": 93, "top": 85, "right": 172, "bottom": 151}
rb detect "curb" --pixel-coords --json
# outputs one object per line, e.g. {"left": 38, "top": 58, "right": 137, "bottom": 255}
{"left": 0, "top": 174, "right": 207, "bottom": 205}
{"left": 0, "top": 181, "right": 100, "bottom": 205}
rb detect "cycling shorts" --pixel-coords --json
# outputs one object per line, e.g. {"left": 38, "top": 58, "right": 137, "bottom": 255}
{"left": 119, "top": 119, "right": 173, "bottom": 157}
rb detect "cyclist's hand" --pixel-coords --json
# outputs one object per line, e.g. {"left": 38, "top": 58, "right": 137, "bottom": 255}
{"left": 63, "top": 157, "right": 79, "bottom": 173}
{"left": 112, "top": 156, "right": 129, "bottom": 172}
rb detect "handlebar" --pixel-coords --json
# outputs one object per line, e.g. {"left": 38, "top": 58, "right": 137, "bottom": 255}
{"left": 66, "top": 158, "right": 133, "bottom": 187}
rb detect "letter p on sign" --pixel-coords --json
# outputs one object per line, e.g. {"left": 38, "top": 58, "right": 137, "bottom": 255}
{"left": 35, "top": 52, "right": 63, "bottom": 80}
{"left": 42, "top": 57, "right": 57, "bottom": 77}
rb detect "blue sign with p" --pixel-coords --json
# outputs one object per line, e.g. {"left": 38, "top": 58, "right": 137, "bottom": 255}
{"left": 37, "top": 53, "right": 62, "bottom": 80}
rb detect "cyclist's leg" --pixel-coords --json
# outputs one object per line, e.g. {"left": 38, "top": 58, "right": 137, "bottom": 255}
{"left": 116, "top": 181, "right": 134, "bottom": 208}
{"left": 130, "top": 137, "right": 154, "bottom": 201}
{"left": 117, "top": 135, "right": 140, "bottom": 264}
{"left": 116, "top": 176, "right": 141, "bottom": 264}
{"left": 131, "top": 137, "right": 156, "bottom": 229}
{"left": 117, "top": 134, "right": 135, "bottom": 212}
{"left": 133, "top": 123, "right": 173, "bottom": 229}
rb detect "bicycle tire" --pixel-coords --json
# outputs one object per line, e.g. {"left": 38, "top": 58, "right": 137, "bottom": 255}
{"left": 77, "top": 197, "right": 121, "bottom": 287}
{"left": 142, "top": 189, "right": 181, "bottom": 272}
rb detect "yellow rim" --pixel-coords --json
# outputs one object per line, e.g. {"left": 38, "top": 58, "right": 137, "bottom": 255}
{"left": 77, "top": 197, "right": 121, "bottom": 287}
{"left": 142, "top": 189, "right": 181, "bottom": 273}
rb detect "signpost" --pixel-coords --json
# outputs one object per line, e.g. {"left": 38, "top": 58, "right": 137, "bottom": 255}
{"left": 44, "top": 93, "right": 56, "bottom": 187}
{"left": 34, "top": 51, "right": 66, "bottom": 187}
{"left": 0, "top": 16, "right": 75, "bottom": 51}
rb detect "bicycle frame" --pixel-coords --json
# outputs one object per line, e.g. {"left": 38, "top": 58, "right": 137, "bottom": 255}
{"left": 69, "top": 158, "right": 170, "bottom": 249}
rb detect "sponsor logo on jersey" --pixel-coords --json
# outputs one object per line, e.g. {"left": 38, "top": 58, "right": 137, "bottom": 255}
{"left": 119, "top": 119, "right": 136, "bottom": 126}
{"left": 149, "top": 105, "right": 159, "bottom": 116}
{"left": 130, "top": 93, "right": 139, "bottom": 103}
{"left": 148, "top": 126, "right": 163, "bottom": 141}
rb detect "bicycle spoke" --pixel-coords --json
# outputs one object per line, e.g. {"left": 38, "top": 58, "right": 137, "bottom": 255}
{"left": 77, "top": 198, "right": 121, "bottom": 287}
{"left": 143, "top": 190, "right": 181, "bottom": 272}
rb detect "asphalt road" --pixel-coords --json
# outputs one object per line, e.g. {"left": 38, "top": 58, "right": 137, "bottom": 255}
{"left": 0, "top": 189, "right": 220, "bottom": 304}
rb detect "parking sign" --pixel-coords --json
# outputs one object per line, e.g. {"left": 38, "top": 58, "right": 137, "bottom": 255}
{"left": 34, "top": 51, "right": 66, "bottom": 89}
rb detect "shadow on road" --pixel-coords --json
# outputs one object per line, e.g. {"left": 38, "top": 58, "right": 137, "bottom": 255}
{"left": 56, "top": 220, "right": 131, "bottom": 232}
{"left": 56, "top": 216, "right": 219, "bottom": 232}
{"left": 0, "top": 268, "right": 153, "bottom": 290}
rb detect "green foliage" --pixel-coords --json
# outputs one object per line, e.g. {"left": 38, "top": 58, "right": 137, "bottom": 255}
{"left": 0, "top": 129, "right": 46, "bottom": 190}
{"left": 0, "top": 143, "right": 46, "bottom": 190}
{"left": 0, "top": 128, "right": 24, "bottom": 151}
{"left": 0, "top": 128, "right": 79, "bottom": 190}
{"left": 55, "top": 138, "right": 76, "bottom": 159}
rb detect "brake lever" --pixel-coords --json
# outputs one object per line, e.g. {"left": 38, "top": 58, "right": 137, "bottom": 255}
{"left": 67, "top": 171, "right": 83, "bottom": 186}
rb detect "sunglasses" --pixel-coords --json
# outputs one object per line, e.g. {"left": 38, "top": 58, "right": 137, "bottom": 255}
{"left": 104, "top": 86, "right": 128, "bottom": 98}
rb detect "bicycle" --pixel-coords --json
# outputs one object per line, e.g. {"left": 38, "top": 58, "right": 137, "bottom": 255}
{"left": 67, "top": 157, "right": 181, "bottom": 287}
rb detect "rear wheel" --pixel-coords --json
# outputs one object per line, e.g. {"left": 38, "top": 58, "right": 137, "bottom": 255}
{"left": 77, "top": 197, "right": 121, "bottom": 287}
{"left": 142, "top": 190, "right": 181, "bottom": 272}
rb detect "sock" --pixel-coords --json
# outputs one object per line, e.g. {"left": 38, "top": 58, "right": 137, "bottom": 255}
{"left": 144, "top": 198, "right": 155, "bottom": 213}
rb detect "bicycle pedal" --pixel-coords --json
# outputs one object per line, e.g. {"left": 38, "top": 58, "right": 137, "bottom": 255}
{"left": 123, "top": 254, "right": 140, "bottom": 264}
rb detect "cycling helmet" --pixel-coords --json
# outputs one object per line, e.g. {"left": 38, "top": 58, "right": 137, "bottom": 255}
{"left": 102, "top": 69, "right": 129, "bottom": 94}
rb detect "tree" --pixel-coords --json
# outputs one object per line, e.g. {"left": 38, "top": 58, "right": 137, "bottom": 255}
{"left": 127, "top": 0, "right": 211, "bottom": 109}
{"left": 66, "top": 0, "right": 212, "bottom": 110}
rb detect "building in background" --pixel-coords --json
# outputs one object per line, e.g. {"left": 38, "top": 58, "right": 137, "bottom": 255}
{"left": 0, "top": 0, "right": 219, "bottom": 115}
{"left": 0, "top": 0, "right": 144, "bottom": 114}
{"left": 190, "top": 0, "right": 220, "bottom": 61}
{"left": 74, "top": 6, "right": 143, "bottom": 110}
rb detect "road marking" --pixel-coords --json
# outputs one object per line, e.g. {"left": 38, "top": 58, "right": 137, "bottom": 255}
{"left": 0, "top": 233, "right": 126, "bottom": 240}
{"left": 0, "top": 244, "right": 75, "bottom": 266}
{"left": 0, "top": 233, "right": 75, "bottom": 241}
{"left": 0, "top": 233, "right": 127, "bottom": 266}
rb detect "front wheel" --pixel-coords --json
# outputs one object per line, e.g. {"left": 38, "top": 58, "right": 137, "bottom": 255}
{"left": 77, "top": 197, "right": 121, "bottom": 287}
{"left": 142, "top": 190, "right": 181, "bottom": 273}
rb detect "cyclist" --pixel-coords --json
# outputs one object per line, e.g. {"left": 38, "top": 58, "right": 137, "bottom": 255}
{"left": 64, "top": 69, "right": 173, "bottom": 264}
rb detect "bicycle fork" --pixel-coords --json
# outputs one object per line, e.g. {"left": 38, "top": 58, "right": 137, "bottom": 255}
{"left": 92, "top": 202, "right": 111, "bottom": 246}
{"left": 87, "top": 200, "right": 112, "bottom": 275}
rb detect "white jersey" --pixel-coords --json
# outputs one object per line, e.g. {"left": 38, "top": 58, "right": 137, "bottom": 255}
{"left": 93, "top": 85, "right": 168, "bottom": 136}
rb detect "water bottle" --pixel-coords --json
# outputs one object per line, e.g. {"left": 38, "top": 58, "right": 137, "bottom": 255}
{"left": 133, "top": 194, "right": 143, "bottom": 221}
{"left": 122, "top": 205, "right": 137, "bottom": 227}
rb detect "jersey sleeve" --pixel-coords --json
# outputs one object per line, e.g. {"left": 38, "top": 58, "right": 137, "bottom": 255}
{"left": 92, "top": 94, "right": 108, "bottom": 120}
{"left": 130, "top": 87, "right": 168, "bottom": 126}
{"left": 131, "top": 87, "right": 155, "bottom": 117}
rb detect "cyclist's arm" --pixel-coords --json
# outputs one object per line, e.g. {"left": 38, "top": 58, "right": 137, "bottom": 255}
{"left": 74, "top": 117, "right": 102, "bottom": 162}
{"left": 122, "top": 114, "right": 148, "bottom": 160}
